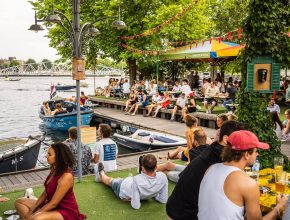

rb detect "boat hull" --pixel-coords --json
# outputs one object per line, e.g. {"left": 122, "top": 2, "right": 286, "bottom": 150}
{"left": 55, "top": 85, "right": 76, "bottom": 91}
{"left": 0, "top": 137, "right": 43, "bottom": 174}
{"left": 113, "top": 133, "right": 186, "bottom": 151}
{"left": 40, "top": 112, "right": 93, "bottom": 131}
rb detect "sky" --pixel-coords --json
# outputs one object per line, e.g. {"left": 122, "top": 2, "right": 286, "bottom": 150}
{"left": 0, "top": 1, "right": 59, "bottom": 62}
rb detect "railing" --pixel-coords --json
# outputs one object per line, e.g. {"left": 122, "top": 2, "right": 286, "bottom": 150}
{"left": 0, "top": 62, "right": 125, "bottom": 77}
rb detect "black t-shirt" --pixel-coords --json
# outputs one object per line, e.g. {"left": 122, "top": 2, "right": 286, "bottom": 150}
{"left": 166, "top": 141, "right": 223, "bottom": 220}
{"left": 226, "top": 86, "right": 237, "bottom": 101}
{"left": 188, "top": 144, "right": 209, "bottom": 161}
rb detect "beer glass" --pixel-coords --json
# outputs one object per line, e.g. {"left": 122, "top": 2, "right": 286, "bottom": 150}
{"left": 275, "top": 171, "right": 287, "bottom": 193}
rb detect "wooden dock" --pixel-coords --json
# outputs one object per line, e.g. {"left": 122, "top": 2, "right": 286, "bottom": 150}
{"left": 0, "top": 147, "right": 172, "bottom": 193}
{"left": 93, "top": 107, "right": 217, "bottom": 138}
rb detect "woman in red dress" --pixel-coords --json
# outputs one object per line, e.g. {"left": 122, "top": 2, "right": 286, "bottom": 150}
{"left": 15, "top": 143, "right": 86, "bottom": 220}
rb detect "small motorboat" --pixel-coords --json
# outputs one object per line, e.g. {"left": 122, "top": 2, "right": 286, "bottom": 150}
{"left": 0, "top": 136, "right": 44, "bottom": 174}
{"left": 4, "top": 76, "right": 21, "bottom": 81}
{"left": 113, "top": 128, "right": 187, "bottom": 151}
{"left": 39, "top": 100, "right": 94, "bottom": 131}
{"left": 55, "top": 83, "right": 76, "bottom": 91}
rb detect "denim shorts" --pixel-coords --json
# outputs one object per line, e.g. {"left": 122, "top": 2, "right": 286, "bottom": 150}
{"left": 111, "top": 178, "right": 124, "bottom": 197}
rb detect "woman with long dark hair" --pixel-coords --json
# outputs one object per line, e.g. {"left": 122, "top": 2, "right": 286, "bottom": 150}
{"left": 15, "top": 143, "right": 86, "bottom": 220}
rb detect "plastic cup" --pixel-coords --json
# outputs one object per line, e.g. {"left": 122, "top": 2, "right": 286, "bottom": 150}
{"left": 275, "top": 171, "right": 287, "bottom": 193}
{"left": 274, "top": 156, "right": 284, "bottom": 172}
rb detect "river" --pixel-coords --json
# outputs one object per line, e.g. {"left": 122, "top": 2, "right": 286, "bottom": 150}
{"left": 0, "top": 76, "right": 131, "bottom": 167}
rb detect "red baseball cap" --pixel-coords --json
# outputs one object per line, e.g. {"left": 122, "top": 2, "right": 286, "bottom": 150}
{"left": 227, "top": 130, "right": 270, "bottom": 150}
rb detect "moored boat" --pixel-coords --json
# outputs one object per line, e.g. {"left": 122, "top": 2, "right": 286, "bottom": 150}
{"left": 0, "top": 136, "right": 44, "bottom": 174}
{"left": 113, "top": 128, "right": 186, "bottom": 151}
{"left": 39, "top": 100, "right": 94, "bottom": 131}
{"left": 55, "top": 83, "right": 76, "bottom": 91}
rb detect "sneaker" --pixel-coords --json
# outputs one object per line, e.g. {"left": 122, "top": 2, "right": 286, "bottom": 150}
{"left": 170, "top": 117, "right": 174, "bottom": 121}
{"left": 138, "top": 156, "right": 144, "bottom": 174}
{"left": 228, "top": 111, "right": 233, "bottom": 114}
{"left": 98, "top": 162, "right": 105, "bottom": 174}
{"left": 208, "top": 110, "right": 212, "bottom": 114}
{"left": 206, "top": 110, "right": 209, "bottom": 114}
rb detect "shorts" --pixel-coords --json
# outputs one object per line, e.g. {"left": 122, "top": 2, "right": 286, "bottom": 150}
{"left": 188, "top": 106, "right": 196, "bottom": 113}
{"left": 167, "top": 164, "right": 186, "bottom": 183}
{"left": 140, "top": 103, "right": 148, "bottom": 108}
{"left": 205, "top": 98, "right": 217, "bottom": 105}
{"left": 180, "top": 151, "right": 188, "bottom": 161}
{"left": 111, "top": 178, "right": 123, "bottom": 197}
{"left": 130, "top": 100, "right": 136, "bottom": 105}
{"left": 175, "top": 105, "right": 182, "bottom": 110}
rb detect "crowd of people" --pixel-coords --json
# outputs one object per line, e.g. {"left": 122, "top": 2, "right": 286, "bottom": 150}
{"left": 5, "top": 111, "right": 290, "bottom": 219}
{"left": 100, "top": 74, "right": 241, "bottom": 119}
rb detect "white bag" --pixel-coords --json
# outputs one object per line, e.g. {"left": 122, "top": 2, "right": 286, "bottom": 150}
{"left": 23, "top": 188, "right": 37, "bottom": 200}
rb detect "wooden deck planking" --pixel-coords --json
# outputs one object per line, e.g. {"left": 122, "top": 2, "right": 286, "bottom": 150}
{"left": 0, "top": 149, "right": 169, "bottom": 193}
{"left": 94, "top": 107, "right": 217, "bottom": 138}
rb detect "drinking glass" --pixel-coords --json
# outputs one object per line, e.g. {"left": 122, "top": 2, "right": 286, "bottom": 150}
{"left": 274, "top": 156, "right": 284, "bottom": 172}
{"left": 275, "top": 171, "right": 287, "bottom": 193}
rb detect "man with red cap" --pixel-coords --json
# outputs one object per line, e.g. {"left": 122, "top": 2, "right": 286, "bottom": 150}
{"left": 198, "top": 130, "right": 288, "bottom": 220}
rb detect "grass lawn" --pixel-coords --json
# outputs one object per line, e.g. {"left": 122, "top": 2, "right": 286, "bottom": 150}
{"left": 0, "top": 168, "right": 178, "bottom": 220}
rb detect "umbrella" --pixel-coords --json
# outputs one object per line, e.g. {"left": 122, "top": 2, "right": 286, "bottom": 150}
{"left": 160, "top": 40, "right": 243, "bottom": 62}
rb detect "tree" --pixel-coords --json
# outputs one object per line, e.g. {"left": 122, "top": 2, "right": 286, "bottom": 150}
{"left": 237, "top": 0, "right": 290, "bottom": 169}
{"left": 26, "top": 58, "right": 38, "bottom": 70}
{"left": 9, "top": 60, "right": 20, "bottom": 67}
{"left": 30, "top": 0, "right": 212, "bottom": 82}
{"left": 41, "top": 59, "right": 53, "bottom": 69}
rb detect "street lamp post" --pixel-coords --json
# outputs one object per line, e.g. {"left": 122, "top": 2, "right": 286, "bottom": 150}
{"left": 30, "top": 0, "right": 126, "bottom": 182}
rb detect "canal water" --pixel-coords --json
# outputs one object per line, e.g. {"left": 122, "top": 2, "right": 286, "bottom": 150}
{"left": 0, "top": 76, "right": 132, "bottom": 167}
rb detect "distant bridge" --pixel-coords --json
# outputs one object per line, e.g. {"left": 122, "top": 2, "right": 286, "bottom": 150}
{"left": 0, "top": 62, "right": 125, "bottom": 77}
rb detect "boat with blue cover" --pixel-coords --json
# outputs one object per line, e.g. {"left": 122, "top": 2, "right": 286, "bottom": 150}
{"left": 113, "top": 128, "right": 186, "bottom": 151}
{"left": 39, "top": 100, "right": 93, "bottom": 131}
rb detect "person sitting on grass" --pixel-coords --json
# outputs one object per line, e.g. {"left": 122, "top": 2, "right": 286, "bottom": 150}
{"left": 167, "top": 115, "right": 198, "bottom": 163}
{"left": 126, "top": 90, "right": 149, "bottom": 116}
{"left": 204, "top": 81, "right": 219, "bottom": 114}
{"left": 64, "top": 127, "right": 92, "bottom": 176}
{"left": 181, "top": 93, "right": 197, "bottom": 122}
{"left": 97, "top": 154, "right": 168, "bottom": 209}
{"left": 92, "top": 124, "right": 118, "bottom": 182}
{"left": 198, "top": 130, "right": 288, "bottom": 220}
{"left": 170, "top": 93, "right": 188, "bottom": 121}
{"left": 157, "top": 128, "right": 210, "bottom": 183}
{"left": 145, "top": 91, "right": 163, "bottom": 117}
{"left": 214, "top": 114, "right": 229, "bottom": 142}
{"left": 152, "top": 92, "right": 171, "bottom": 118}
{"left": 0, "top": 197, "right": 9, "bottom": 202}
{"left": 125, "top": 90, "right": 137, "bottom": 112}
{"left": 15, "top": 143, "right": 86, "bottom": 220}
{"left": 166, "top": 121, "right": 244, "bottom": 220}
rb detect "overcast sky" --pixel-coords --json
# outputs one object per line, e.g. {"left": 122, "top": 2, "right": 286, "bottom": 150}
{"left": 0, "top": 1, "right": 59, "bottom": 62}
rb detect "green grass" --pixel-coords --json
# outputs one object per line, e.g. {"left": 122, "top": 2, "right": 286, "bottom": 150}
{"left": 0, "top": 167, "right": 181, "bottom": 220}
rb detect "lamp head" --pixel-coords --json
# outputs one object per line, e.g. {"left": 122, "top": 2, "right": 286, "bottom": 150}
{"left": 89, "top": 27, "right": 101, "bottom": 35}
{"left": 111, "top": 20, "right": 127, "bottom": 30}
{"left": 45, "top": 14, "right": 62, "bottom": 23}
{"left": 28, "top": 24, "right": 45, "bottom": 33}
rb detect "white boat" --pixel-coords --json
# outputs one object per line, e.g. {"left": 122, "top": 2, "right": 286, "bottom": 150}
{"left": 113, "top": 128, "right": 186, "bottom": 151}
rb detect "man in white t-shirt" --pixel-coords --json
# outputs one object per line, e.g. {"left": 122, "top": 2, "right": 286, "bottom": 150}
{"left": 267, "top": 98, "right": 280, "bottom": 113}
{"left": 171, "top": 93, "right": 188, "bottom": 121}
{"left": 92, "top": 124, "right": 118, "bottom": 182}
{"left": 180, "top": 79, "right": 192, "bottom": 97}
{"left": 204, "top": 81, "right": 220, "bottom": 114}
{"left": 122, "top": 79, "right": 131, "bottom": 95}
{"left": 198, "top": 130, "right": 288, "bottom": 220}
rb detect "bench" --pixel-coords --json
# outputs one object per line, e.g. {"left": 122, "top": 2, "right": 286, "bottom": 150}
{"left": 190, "top": 112, "right": 218, "bottom": 129}
{"left": 89, "top": 96, "right": 218, "bottom": 128}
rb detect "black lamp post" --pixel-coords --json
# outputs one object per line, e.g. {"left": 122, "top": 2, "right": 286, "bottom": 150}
{"left": 29, "top": 0, "right": 126, "bottom": 182}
